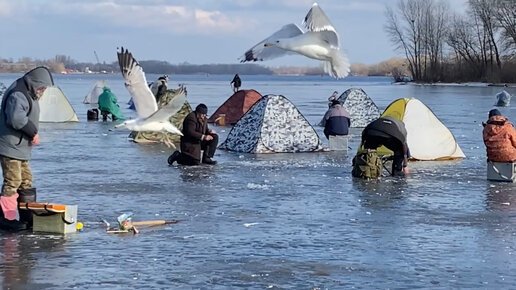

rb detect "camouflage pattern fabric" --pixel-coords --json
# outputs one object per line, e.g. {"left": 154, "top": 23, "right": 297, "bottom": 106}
{"left": 220, "top": 95, "right": 324, "bottom": 153}
{"left": 129, "top": 86, "right": 192, "bottom": 145}
{"left": 318, "top": 88, "right": 380, "bottom": 128}
{"left": 337, "top": 88, "right": 380, "bottom": 128}
{"left": 0, "top": 82, "right": 5, "bottom": 98}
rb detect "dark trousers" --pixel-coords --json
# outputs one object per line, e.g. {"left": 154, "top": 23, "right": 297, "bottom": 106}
{"left": 201, "top": 134, "right": 218, "bottom": 159}
{"left": 177, "top": 134, "right": 218, "bottom": 166}
{"left": 101, "top": 111, "right": 117, "bottom": 121}
{"left": 392, "top": 150, "right": 405, "bottom": 175}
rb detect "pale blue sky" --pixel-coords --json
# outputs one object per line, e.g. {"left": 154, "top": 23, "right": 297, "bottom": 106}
{"left": 0, "top": 0, "right": 468, "bottom": 66}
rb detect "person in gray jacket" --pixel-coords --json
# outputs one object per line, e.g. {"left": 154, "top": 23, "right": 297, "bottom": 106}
{"left": 0, "top": 66, "right": 53, "bottom": 231}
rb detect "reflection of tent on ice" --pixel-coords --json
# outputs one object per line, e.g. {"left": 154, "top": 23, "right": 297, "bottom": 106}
{"left": 83, "top": 80, "right": 107, "bottom": 104}
{"left": 40, "top": 86, "right": 79, "bottom": 122}
{"left": 129, "top": 88, "right": 192, "bottom": 144}
{"left": 337, "top": 88, "right": 380, "bottom": 127}
{"left": 207, "top": 90, "right": 262, "bottom": 125}
{"left": 220, "top": 95, "right": 324, "bottom": 153}
{"left": 378, "top": 98, "right": 465, "bottom": 160}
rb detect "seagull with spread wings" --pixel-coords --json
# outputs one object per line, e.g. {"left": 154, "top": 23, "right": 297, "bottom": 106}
{"left": 115, "top": 47, "right": 185, "bottom": 138}
{"left": 240, "top": 2, "right": 350, "bottom": 79}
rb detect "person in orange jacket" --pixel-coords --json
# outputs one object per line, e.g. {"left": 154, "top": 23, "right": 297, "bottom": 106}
{"left": 482, "top": 109, "right": 516, "bottom": 162}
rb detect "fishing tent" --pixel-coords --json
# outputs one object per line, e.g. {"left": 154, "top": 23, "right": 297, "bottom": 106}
{"left": 83, "top": 80, "right": 108, "bottom": 104}
{"left": 219, "top": 95, "right": 324, "bottom": 153}
{"left": 207, "top": 89, "right": 262, "bottom": 125}
{"left": 337, "top": 88, "right": 381, "bottom": 127}
{"left": 378, "top": 97, "right": 465, "bottom": 160}
{"left": 318, "top": 88, "right": 380, "bottom": 128}
{"left": 39, "top": 86, "right": 79, "bottom": 122}
{"left": 129, "top": 87, "right": 192, "bottom": 144}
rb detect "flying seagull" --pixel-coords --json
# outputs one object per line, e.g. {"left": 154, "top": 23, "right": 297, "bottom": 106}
{"left": 115, "top": 47, "right": 184, "bottom": 138}
{"left": 239, "top": 2, "right": 350, "bottom": 78}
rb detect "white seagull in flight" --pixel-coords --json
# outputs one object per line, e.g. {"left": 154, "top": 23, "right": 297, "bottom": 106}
{"left": 240, "top": 2, "right": 350, "bottom": 78}
{"left": 115, "top": 47, "right": 184, "bottom": 136}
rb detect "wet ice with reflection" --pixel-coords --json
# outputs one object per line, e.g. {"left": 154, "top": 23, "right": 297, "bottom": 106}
{"left": 0, "top": 74, "right": 515, "bottom": 288}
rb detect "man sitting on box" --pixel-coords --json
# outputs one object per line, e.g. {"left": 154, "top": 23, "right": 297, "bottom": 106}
{"left": 483, "top": 109, "right": 516, "bottom": 162}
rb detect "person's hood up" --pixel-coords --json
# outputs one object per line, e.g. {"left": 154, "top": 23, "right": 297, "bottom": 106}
{"left": 103, "top": 87, "right": 111, "bottom": 92}
{"left": 23, "top": 66, "right": 54, "bottom": 98}
{"left": 365, "top": 116, "right": 407, "bottom": 144}
{"left": 485, "top": 115, "right": 509, "bottom": 136}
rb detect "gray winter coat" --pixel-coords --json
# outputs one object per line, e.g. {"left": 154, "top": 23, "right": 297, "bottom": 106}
{"left": 0, "top": 67, "right": 53, "bottom": 160}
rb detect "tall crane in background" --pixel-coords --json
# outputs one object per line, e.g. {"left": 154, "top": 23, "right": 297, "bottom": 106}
{"left": 94, "top": 50, "right": 100, "bottom": 72}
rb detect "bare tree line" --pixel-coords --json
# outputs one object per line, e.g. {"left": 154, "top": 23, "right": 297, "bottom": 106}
{"left": 0, "top": 56, "right": 273, "bottom": 75}
{"left": 385, "top": 0, "right": 516, "bottom": 83}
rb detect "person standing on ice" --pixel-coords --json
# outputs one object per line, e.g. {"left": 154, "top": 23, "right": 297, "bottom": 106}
{"left": 0, "top": 66, "right": 54, "bottom": 231}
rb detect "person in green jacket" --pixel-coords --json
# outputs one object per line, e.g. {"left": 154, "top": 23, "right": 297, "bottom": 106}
{"left": 98, "top": 87, "right": 124, "bottom": 121}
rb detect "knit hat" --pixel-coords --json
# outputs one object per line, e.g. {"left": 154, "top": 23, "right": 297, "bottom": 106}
{"left": 489, "top": 109, "right": 501, "bottom": 118}
{"left": 195, "top": 104, "right": 208, "bottom": 115}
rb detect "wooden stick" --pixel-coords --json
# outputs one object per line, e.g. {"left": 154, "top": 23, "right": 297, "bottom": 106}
{"left": 131, "top": 220, "right": 180, "bottom": 226}
{"left": 106, "top": 227, "right": 139, "bottom": 234}
{"left": 107, "top": 230, "right": 131, "bottom": 234}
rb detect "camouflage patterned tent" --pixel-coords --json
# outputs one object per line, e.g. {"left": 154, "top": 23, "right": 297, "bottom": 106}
{"left": 129, "top": 87, "right": 192, "bottom": 145}
{"left": 220, "top": 95, "right": 324, "bottom": 153}
{"left": 318, "top": 88, "right": 380, "bottom": 128}
{"left": 337, "top": 88, "right": 380, "bottom": 127}
{"left": 0, "top": 82, "right": 5, "bottom": 98}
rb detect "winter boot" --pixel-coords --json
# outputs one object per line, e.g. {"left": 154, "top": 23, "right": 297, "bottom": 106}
{"left": 168, "top": 151, "right": 181, "bottom": 165}
{"left": 17, "top": 188, "right": 36, "bottom": 228}
{"left": 0, "top": 218, "right": 27, "bottom": 231}
{"left": 202, "top": 153, "right": 217, "bottom": 165}
{"left": 0, "top": 193, "right": 27, "bottom": 232}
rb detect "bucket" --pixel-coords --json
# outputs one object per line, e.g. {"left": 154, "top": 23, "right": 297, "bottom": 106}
{"left": 87, "top": 109, "right": 99, "bottom": 121}
{"left": 216, "top": 114, "right": 226, "bottom": 126}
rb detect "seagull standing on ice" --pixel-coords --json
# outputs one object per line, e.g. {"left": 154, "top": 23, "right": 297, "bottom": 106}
{"left": 240, "top": 2, "right": 350, "bottom": 78}
{"left": 115, "top": 47, "right": 185, "bottom": 138}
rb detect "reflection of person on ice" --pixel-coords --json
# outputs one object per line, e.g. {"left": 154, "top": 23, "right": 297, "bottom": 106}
{"left": 230, "top": 74, "right": 241, "bottom": 92}
{"left": 0, "top": 66, "right": 54, "bottom": 231}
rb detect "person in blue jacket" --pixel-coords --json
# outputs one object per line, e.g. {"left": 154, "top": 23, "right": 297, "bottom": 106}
{"left": 321, "top": 99, "right": 351, "bottom": 139}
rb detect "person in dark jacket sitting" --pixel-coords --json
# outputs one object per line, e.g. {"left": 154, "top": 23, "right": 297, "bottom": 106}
{"left": 168, "top": 104, "right": 218, "bottom": 166}
{"left": 321, "top": 99, "right": 351, "bottom": 139}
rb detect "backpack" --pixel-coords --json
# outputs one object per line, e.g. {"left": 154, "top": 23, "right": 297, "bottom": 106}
{"left": 352, "top": 149, "right": 383, "bottom": 179}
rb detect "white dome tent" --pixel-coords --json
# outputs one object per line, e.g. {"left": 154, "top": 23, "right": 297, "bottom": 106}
{"left": 378, "top": 97, "right": 465, "bottom": 160}
{"left": 39, "top": 86, "right": 79, "bottom": 122}
{"left": 83, "top": 80, "right": 107, "bottom": 104}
